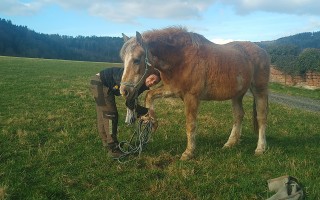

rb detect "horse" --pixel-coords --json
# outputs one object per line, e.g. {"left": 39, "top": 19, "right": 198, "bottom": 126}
{"left": 119, "top": 27, "right": 270, "bottom": 160}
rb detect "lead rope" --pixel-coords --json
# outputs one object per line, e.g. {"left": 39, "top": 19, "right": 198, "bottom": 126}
{"left": 114, "top": 119, "right": 153, "bottom": 163}
{"left": 115, "top": 96, "right": 153, "bottom": 163}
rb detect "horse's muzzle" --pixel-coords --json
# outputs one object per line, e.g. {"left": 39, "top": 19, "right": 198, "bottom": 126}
{"left": 120, "top": 85, "right": 136, "bottom": 101}
{"left": 120, "top": 85, "right": 129, "bottom": 98}
{"left": 120, "top": 85, "right": 129, "bottom": 97}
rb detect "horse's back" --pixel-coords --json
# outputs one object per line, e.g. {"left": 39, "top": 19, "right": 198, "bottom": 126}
{"left": 225, "top": 41, "right": 270, "bottom": 67}
{"left": 194, "top": 41, "right": 270, "bottom": 100}
{"left": 197, "top": 42, "right": 256, "bottom": 100}
{"left": 225, "top": 41, "right": 270, "bottom": 90}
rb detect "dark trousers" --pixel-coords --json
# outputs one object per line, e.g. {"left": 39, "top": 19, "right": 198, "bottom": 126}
{"left": 90, "top": 75, "right": 118, "bottom": 147}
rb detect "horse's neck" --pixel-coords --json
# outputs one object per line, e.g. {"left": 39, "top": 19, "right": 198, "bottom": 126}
{"left": 156, "top": 58, "right": 178, "bottom": 74}
{"left": 151, "top": 46, "right": 183, "bottom": 70}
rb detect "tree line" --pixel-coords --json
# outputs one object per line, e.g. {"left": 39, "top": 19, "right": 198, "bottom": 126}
{"left": 0, "top": 18, "right": 123, "bottom": 62}
{"left": 1, "top": 18, "right": 320, "bottom": 75}
{"left": 257, "top": 31, "right": 320, "bottom": 75}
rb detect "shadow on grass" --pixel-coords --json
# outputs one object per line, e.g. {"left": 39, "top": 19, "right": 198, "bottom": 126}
{"left": 267, "top": 133, "right": 320, "bottom": 155}
{"left": 142, "top": 131, "right": 239, "bottom": 159}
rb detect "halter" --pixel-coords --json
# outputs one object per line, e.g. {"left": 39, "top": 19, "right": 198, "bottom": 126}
{"left": 120, "top": 48, "right": 152, "bottom": 89}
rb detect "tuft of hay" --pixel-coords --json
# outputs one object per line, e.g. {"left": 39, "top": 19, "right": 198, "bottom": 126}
{"left": 0, "top": 186, "right": 7, "bottom": 200}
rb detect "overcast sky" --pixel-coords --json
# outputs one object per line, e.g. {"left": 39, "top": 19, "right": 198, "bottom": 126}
{"left": 1, "top": 0, "right": 320, "bottom": 43}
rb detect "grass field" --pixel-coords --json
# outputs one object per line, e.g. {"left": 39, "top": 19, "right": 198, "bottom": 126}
{"left": 269, "top": 82, "right": 320, "bottom": 100}
{"left": 1, "top": 56, "right": 319, "bottom": 199}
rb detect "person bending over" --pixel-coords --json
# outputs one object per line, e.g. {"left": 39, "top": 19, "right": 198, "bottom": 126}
{"left": 90, "top": 67, "right": 160, "bottom": 157}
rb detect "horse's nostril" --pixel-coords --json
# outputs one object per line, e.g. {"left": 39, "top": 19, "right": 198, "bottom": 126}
{"left": 124, "top": 90, "right": 128, "bottom": 97}
{"left": 121, "top": 88, "right": 129, "bottom": 97}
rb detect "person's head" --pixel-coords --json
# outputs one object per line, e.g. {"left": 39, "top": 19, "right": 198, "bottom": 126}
{"left": 145, "top": 74, "right": 160, "bottom": 87}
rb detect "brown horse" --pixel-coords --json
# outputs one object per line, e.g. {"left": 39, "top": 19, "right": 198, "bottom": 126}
{"left": 120, "top": 27, "right": 270, "bottom": 160}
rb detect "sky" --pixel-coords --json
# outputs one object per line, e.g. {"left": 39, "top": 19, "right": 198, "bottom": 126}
{"left": 0, "top": 0, "right": 320, "bottom": 44}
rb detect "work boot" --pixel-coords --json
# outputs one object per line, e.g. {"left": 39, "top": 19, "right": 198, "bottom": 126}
{"left": 107, "top": 142, "right": 123, "bottom": 158}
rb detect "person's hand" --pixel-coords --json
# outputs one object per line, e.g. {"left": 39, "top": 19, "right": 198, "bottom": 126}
{"left": 145, "top": 74, "right": 160, "bottom": 87}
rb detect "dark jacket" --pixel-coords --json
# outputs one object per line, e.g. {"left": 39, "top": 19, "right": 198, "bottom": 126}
{"left": 99, "top": 67, "right": 124, "bottom": 96}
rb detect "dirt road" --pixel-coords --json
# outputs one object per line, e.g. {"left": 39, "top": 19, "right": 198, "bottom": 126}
{"left": 246, "top": 92, "right": 320, "bottom": 113}
{"left": 269, "top": 93, "right": 320, "bottom": 113}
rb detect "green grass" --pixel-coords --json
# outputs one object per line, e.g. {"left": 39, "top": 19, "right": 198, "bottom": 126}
{"left": 1, "top": 56, "right": 319, "bottom": 199}
{"left": 269, "top": 82, "right": 320, "bottom": 100}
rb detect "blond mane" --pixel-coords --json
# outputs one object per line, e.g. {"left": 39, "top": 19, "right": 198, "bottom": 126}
{"left": 142, "top": 26, "right": 211, "bottom": 48}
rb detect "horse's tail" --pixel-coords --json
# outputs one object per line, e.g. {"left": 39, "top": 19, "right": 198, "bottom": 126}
{"left": 252, "top": 96, "right": 259, "bottom": 134}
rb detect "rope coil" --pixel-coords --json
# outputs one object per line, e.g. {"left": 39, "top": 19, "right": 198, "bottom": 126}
{"left": 115, "top": 119, "right": 153, "bottom": 163}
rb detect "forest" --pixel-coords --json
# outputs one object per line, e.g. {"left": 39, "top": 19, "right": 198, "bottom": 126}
{"left": 0, "top": 18, "right": 123, "bottom": 62}
{"left": 1, "top": 18, "right": 320, "bottom": 75}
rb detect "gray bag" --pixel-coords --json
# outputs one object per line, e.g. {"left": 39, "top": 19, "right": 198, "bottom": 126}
{"left": 266, "top": 175, "right": 304, "bottom": 200}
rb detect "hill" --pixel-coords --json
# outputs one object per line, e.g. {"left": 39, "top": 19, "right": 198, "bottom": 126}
{"left": 256, "top": 31, "right": 320, "bottom": 75}
{"left": 0, "top": 18, "right": 123, "bottom": 62}
{"left": 257, "top": 31, "right": 320, "bottom": 49}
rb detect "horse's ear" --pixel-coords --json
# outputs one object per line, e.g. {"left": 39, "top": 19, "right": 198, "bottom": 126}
{"left": 136, "top": 31, "right": 145, "bottom": 48}
{"left": 122, "top": 33, "right": 130, "bottom": 42}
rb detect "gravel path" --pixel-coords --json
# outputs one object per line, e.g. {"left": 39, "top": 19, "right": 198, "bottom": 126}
{"left": 268, "top": 93, "right": 320, "bottom": 113}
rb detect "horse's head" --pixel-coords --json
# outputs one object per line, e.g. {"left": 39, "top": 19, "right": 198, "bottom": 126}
{"left": 120, "top": 31, "right": 154, "bottom": 101}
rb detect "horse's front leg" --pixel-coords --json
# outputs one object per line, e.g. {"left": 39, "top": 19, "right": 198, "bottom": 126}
{"left": 144, "top": 86, "right": 178, "bottom": 130}
{"left": 145, "top": 86, "right": 178, "bottom": 117}
{"left": 180, "top": 93, "right": 200, "bottom": 160}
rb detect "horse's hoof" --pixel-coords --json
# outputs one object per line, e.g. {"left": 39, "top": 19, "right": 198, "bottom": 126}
{"left": 141, "top": 114, "right": 158, "bottom": 132}
{"left": 254, "top": 149, "right": 265, "bottom": 155}
{"left": 222, "top": 137, "right": 240, "bottom": 149}
{"left": 222, "top": 141, "right": 237, "bottom": 149}
{"left": 222, "top": 143, "right": 232, "bottom": 149}
{"left": 140, "top": 114, "right": 151, "bottom": 121}
{"left": 180, "top": 152, "right": 194, "bottom": 161}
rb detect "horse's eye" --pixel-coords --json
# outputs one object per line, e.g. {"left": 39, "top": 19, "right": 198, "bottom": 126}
{"left": 133, "top": 58, "right": 140, "bottom": 65}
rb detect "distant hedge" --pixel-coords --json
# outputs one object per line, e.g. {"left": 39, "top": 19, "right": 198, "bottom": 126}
{"left": 297, "top": 48, "right": 320, "bottom": 74}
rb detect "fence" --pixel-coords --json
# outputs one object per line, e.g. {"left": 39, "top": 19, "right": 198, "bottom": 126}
{"left": 270, "top": 66, "right": 320, "bottom": 89}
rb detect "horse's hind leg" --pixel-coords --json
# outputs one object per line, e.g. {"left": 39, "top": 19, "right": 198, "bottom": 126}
{"left": 252, "top": 88, "right": 268, "bottom": 155}
{"left": 223, "top": 94, "right": 245, "bottom": 149}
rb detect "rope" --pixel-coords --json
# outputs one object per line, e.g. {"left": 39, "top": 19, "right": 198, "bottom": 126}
{"left": 114, "top": 119, "right": 153, "bottom": 163}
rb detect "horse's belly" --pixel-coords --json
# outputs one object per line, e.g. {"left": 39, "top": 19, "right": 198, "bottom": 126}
{"left": 201, "top": 90, "right": 244, "bottom": 101}
{"left": 200, "top": 76, "right": 250, "bottom": 100}
{"left": 200, "top": 61, "right": 253, "bottom": 100}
